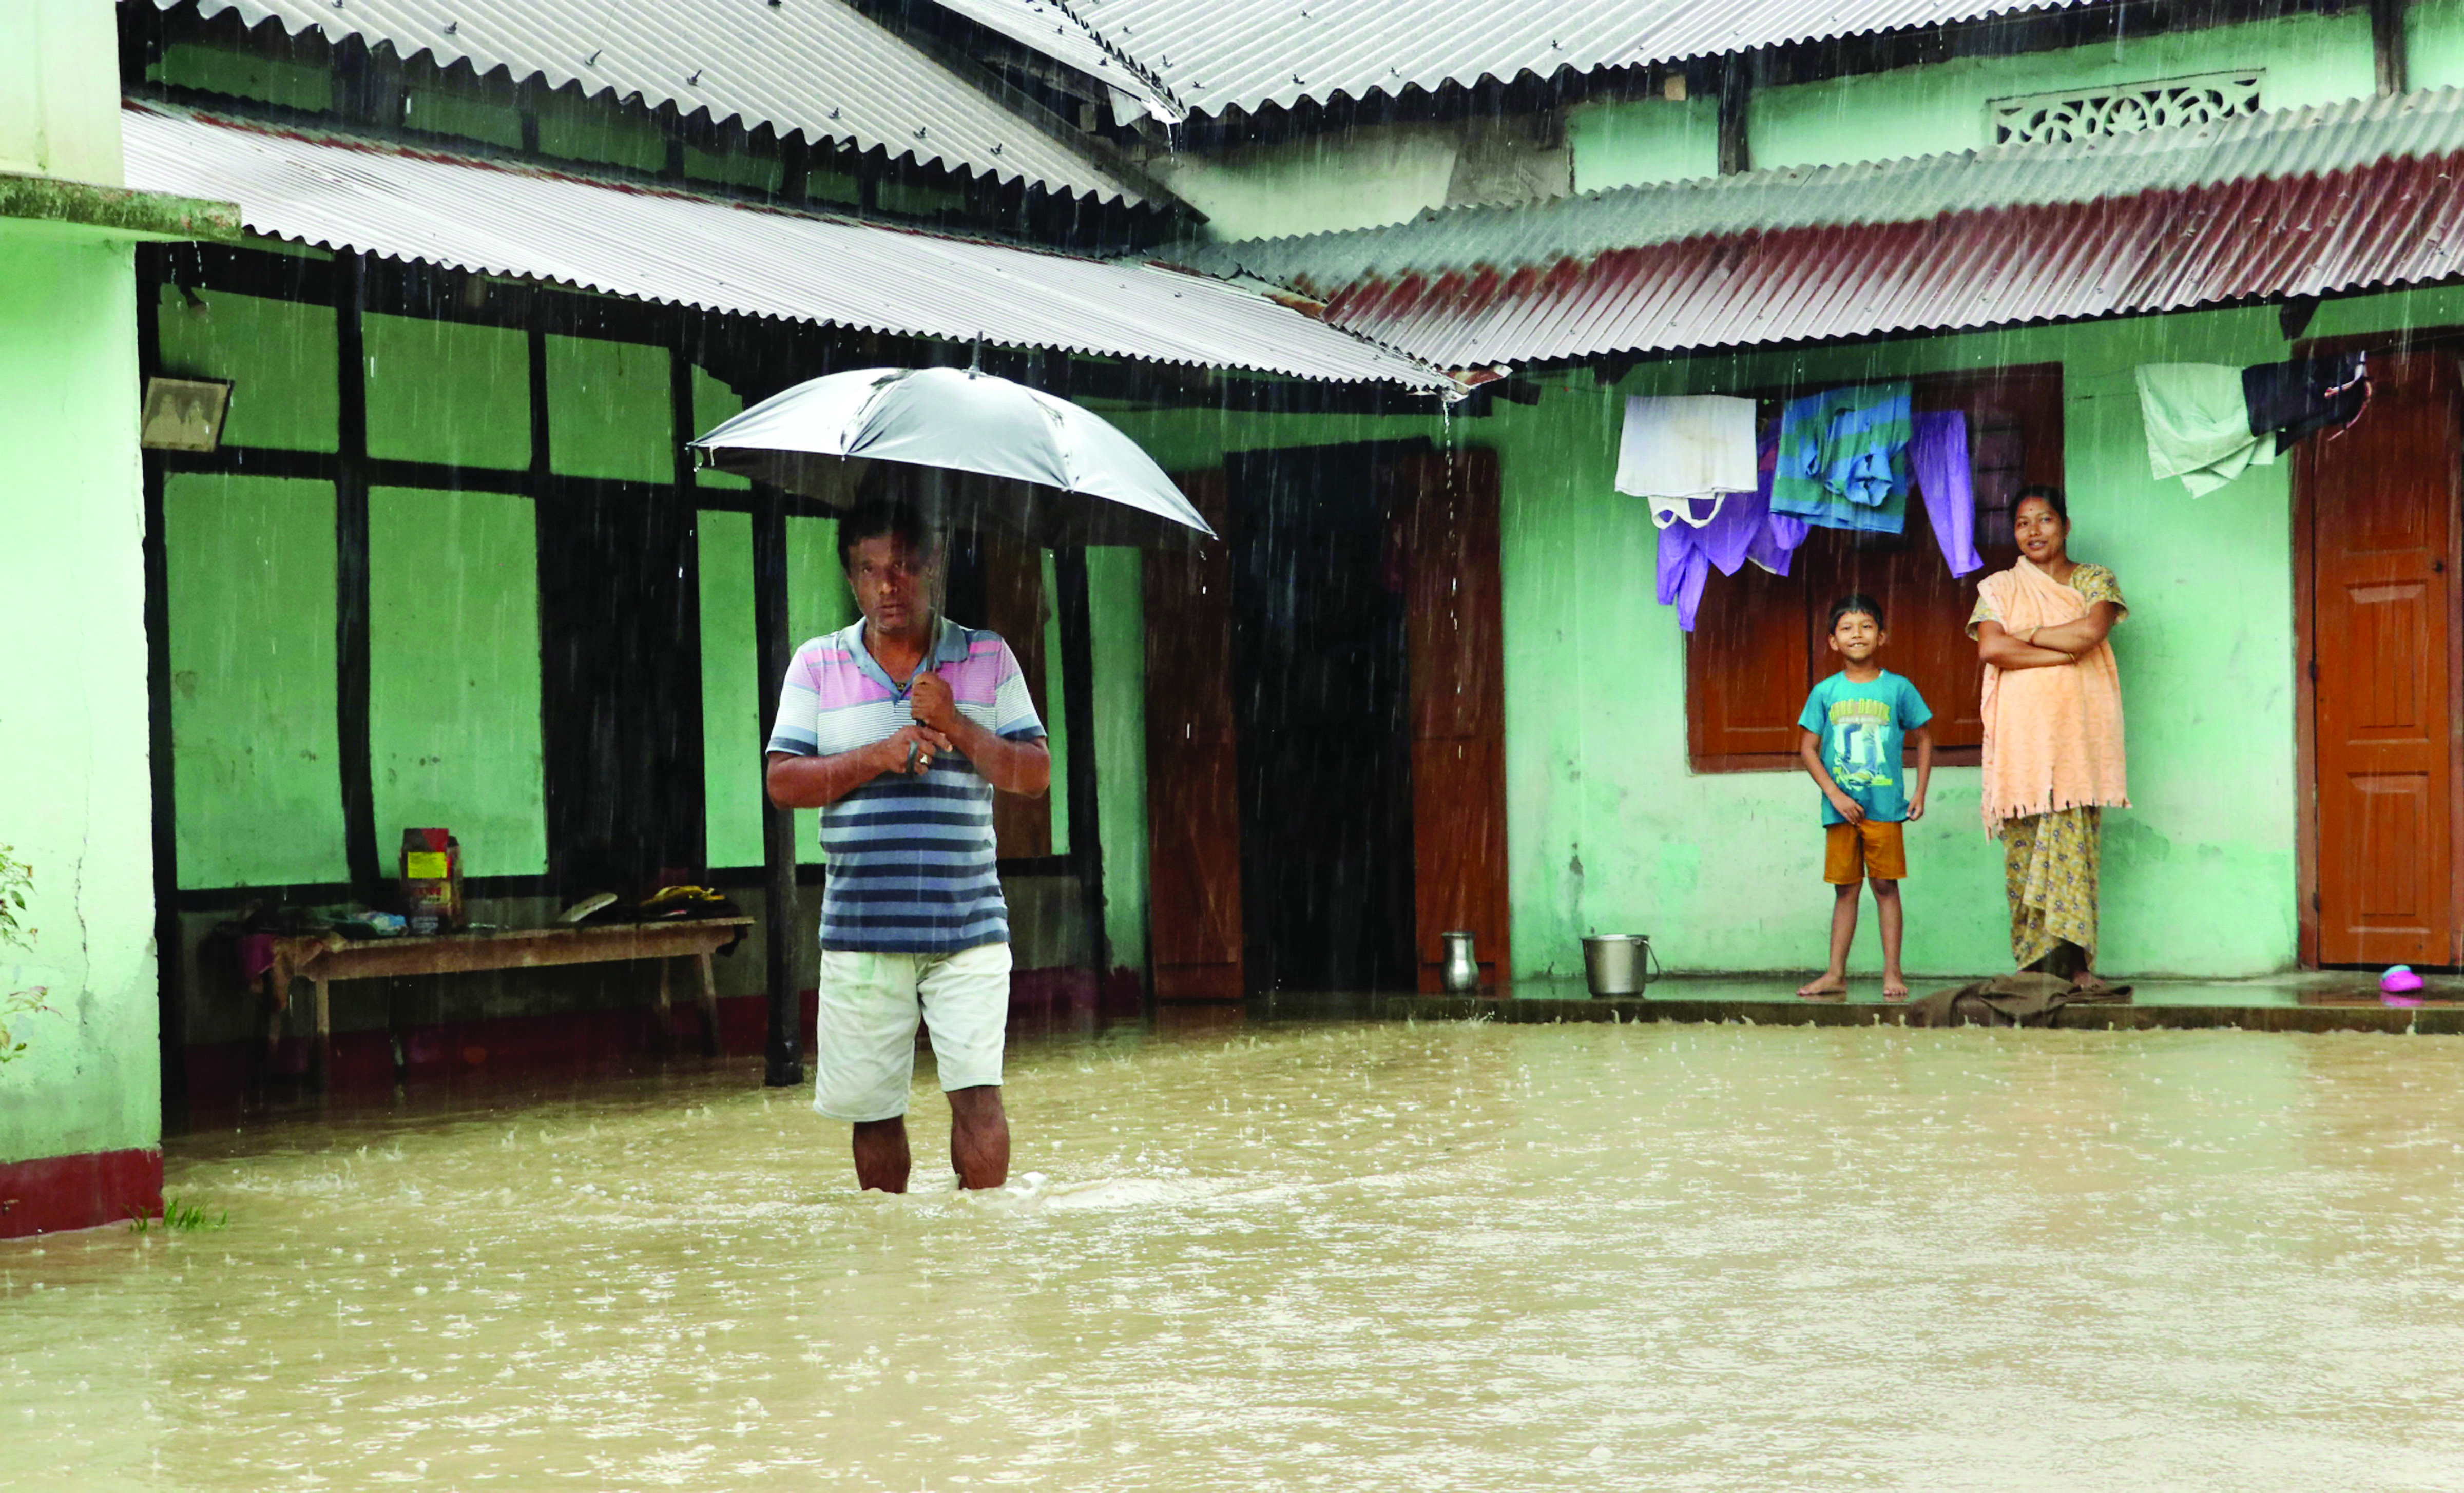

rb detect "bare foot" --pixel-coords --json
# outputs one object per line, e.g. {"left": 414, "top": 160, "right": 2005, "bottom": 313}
{"left": 2071, "top": 969, "right": 2111, "bottom": 993}
{"left": 1882, "top": 975, "right": 1910, "bottom": 1002}
{"left": 1797, "top": 975, "right": 1847, "bottom": 1000}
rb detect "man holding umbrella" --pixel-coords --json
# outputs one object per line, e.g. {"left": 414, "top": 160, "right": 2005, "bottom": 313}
{"left": 764, "top": 500, "right": 1051, "bottom": 1192}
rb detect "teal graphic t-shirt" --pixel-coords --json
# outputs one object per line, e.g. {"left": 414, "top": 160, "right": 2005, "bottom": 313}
{"left": 1797, "top": 670, "right": 1932, "bottom": 826}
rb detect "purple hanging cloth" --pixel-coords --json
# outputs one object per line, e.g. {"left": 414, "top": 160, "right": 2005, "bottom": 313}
{"left": 1656, "top": 521, "right": 1712, "bottom": 631}
{"left": 1909, "top": 410, "right": 1983, "bottom": 579}
{"left": 1656, "top": 426, "right": 1808, "bottom": 631}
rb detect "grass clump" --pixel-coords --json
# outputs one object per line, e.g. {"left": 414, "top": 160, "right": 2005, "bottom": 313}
{"left": 129, "top": 1197, "right": 228, "bottom": 1234}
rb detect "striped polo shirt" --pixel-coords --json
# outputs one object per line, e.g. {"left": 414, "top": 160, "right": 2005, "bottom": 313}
{"left": 765, "top": 616, "right": 1046, "bottom": 954}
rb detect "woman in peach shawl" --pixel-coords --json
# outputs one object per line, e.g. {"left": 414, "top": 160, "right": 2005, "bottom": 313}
{"left": 1968, "top": 486, "right": 2129, "bottom": 986}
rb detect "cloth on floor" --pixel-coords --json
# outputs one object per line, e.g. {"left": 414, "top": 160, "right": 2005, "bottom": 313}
{"left": 1909, "top": 409, "right": 1984, "bottom": 578}
{"left": 1772, "top": 383, "right": 1912, "bottom": 533}
{"left": 1616, "top": 395, "right": 1760, "bottom": 521}
{"left": 2137, "top": 362, "right": 2274, "bottom": 495}
{"left": 1653, "top": 426, "right": 1809, "bottom": 630}
{"left": 1900, "top": 971, "right": 2134, "bottom": 1029}
{"left": 2244, "top": 352, "right": 2370, "bottom": 453}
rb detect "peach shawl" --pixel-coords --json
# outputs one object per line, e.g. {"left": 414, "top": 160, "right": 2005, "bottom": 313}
{"left": 1977, "top": 558, "right": 2129, "bottom": 834}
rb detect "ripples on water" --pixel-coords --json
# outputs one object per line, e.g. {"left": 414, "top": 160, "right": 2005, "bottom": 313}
{"left": 8, "top": 1020, "right": 2464, "bottom": 1491}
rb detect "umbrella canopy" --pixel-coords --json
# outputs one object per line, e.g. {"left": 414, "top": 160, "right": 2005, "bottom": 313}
{"left": 689, "top": 366, "right": 1216, "bottom": 549}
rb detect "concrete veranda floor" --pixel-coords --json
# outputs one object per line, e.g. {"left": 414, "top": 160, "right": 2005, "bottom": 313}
{"left": 1250, "top": 971, "right": 2464, "bottom": 1035}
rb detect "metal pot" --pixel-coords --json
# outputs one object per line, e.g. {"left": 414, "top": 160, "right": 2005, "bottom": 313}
{"left": 1440, "top": 930, "right": 1480, "bottom": 992}
{"left": 1582, "top": 934, "right": 1661, "bottom": 997}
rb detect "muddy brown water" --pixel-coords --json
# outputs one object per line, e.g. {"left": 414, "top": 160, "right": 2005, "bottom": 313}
{"left": 9, "top": 1020, "right": 2464, "bottom": 1490}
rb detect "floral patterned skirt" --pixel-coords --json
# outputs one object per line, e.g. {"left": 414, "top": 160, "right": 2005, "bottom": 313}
{"left": 2000, "top": 806, "right": 2101, "bottom": 968}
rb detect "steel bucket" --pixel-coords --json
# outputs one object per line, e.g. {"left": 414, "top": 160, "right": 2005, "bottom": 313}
{"left": 1581, "top": 934, "right": 1660, "bottom": 997}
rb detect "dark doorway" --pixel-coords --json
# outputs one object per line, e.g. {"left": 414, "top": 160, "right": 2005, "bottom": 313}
{"left": 537, "top": 484, "right": 706, "bottom": 893}
{"left": 1226, "top": 443, "right": 1418, "bottom": 994}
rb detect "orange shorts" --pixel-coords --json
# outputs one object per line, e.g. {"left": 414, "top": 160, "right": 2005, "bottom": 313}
{"left": 1824, "top": 818, "right": 1908, "bottom": 884}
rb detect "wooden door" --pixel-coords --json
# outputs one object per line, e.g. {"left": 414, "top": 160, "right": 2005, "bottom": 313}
{"left": 1392, "top": 449, "right": 1511, "bottom": 991}
{"left": 2306, "top": 350, "right": 2461, "bottom": 966}
{"left": 1143, "top": 472, "right": 1244, "bottom": 1000}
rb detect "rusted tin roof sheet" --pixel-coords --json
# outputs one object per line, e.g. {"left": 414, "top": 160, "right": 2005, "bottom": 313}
{"left": 121, "top": 103, "right": 1450, "bottom": 387}
{"left": 148, "top": 0, "right": 1143, "bottom": 204}
{"left": 1066, "top": 0, "right": 2091, "bottom": 118}
{"left": 1172, "top": 89, "right": 2464, "bottom": 364}
{"left": 1188, "top": 89, "right": 2464, "bottom": 292}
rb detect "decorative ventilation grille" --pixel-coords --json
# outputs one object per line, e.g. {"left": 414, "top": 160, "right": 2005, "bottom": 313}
{"left": 1989, "top": 71, "right": 2264, "bottom": 146}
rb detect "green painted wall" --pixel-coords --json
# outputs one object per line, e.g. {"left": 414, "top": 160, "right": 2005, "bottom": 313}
{"left": 366, "top": 487, "right": 547, "bottom": 877}
{"left": 547, "top": 335, "right": 673, "bottom": 482}
{"left": 1564, "top": 95, "right": 1719, "bottom": 192}
{"left": 691, "top": 367, "right": 750, "bottom": 488}
{"left": 401, "top": 85, "right": 524, "bottom": 149}
{"left": 0, "top": 232, "right": 160, "bottom": 1167}
{"left": 150, "top": 38, "right": 333, "bottom": 115}
{"left": 686, "top": 143, "right": 786, "bottom": 194}
{"left": 164, "top": 474, "right": 348, "bottom": 888}
{"left": 697, "top": 509, "right": 766, "bottom": 869}
{"left": 1563, "top": 12, "right": 2380, "bottom": 194}
{"left": 1106, "top": 276, "right": 2464, "bottom": 980}
{"left": 1088, "top": 548, "right": 1148, "bottom": 971}
{"left": 536, "top": 88, "right": 669, "bottom": 173}
{"left": 1, "top": 1, "right": 127, "bottom": 183}
{"left": 2413, "top": 0, "right": 2464, "bottom": 89}
{"left": 362, "top": 313, "right": 530, "bottom": 470}
{"left": 1041, "top": 549, "right": 1070, "bottom": 854}
{"left": 1751, "top": 12, "right": 2375, "bottom": 174}
{"left": 151, "top": 285, "right": 339, "bottom": 452}
{"left": 1149, "top": 123, "right": 1462, "bottom": 241}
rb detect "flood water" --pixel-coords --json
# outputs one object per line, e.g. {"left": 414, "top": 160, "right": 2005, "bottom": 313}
{"left": 10, "top": 1018, "right": 2464, "bottom": 1491}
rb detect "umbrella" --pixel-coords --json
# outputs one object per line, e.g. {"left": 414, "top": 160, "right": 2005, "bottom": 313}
{"left": 688, "top": 366, "right": 1216, "bottom": 549}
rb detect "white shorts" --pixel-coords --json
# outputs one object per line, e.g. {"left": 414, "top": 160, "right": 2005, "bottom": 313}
{"left": 812, "top": 942, "right": 1012, "bottom": 1122}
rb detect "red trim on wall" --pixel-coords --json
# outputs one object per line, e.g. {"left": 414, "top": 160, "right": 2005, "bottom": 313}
{"left": 0, "top": 1148, "right": 164, "bottom": 1239}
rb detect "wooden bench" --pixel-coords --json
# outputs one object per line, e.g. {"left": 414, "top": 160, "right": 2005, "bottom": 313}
{"left": 262, "top": 918, "right": 753, "bottom": 1088}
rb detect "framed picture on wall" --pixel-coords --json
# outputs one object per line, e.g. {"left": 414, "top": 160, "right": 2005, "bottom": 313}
{"left": 140, "top": 377, "right": 232, "bottom": 453}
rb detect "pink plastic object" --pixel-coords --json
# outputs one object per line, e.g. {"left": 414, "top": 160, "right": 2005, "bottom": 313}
{"left": 2382, "top": 965, "right": 2426, "bottom": 1005}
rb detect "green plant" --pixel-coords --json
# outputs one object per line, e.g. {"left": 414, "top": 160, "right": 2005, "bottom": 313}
{"left": 128, "top": 1197, "right": 228, "bottom": 1234}
{"left": 0, "top": 846, "right": 44, "bottom": 1065}
{"left": 0, "top": 987, "right": 53, "bottom": 1065}
{"left": 0, "top": 845, "right": 28, "bottom": 952}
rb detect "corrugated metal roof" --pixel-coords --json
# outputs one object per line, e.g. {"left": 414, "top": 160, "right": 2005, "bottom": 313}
{"left": 1184, "top": 88, "right": 2464, "bottom": 294}
{"left": 1066, "top": 0, "right": 2090, "bottom": 118}
{"left": 924, "top": 0, "right": 1183, "bottom": 122}
{"left": 119, "top": 103, "right": 1449, "bottom": 388}
{"left": 1308, "top": 145, "right": 2464, "bottom": 366}
{"left": 151, "top": 0, "right": 1143, "bottom": 204}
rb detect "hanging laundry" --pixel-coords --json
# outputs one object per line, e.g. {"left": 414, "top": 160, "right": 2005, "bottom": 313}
{"left": 2244, "top": 352, "right": 2369, "bottom": 453}
{"left": 1909, "top": 409, "right": 1984, "bottom": 579}
{"left": 1655, "top": 426, "right": 1810, "bottom": 631}
{"left": 1772, "top": 382, "right": 1912, "bottom": 534}
{"left": 2138, "top": 363, "right": 2270, "bottom": 495}
{"left": 1615, "top": 395, "right": 1760, "bottom": 526}
{"left": 2138, "top": 354, "right": 2371, "bottom": 496}
{"left": 1656, "top": 521, "right": 1712, "bottom": 631}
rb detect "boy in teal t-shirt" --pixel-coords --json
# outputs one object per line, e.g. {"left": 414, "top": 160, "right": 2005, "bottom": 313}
{"left": 1795, "top": 593, "right": 1933, "bottom": 1002}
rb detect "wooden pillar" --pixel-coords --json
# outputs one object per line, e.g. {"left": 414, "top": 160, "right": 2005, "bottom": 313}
{"left": 2374, "top": 0, "right": 2410, "bottom": 95}
{"left": 1054, "top": 547, "right": 1107, "bottom": 981}
{"left": 1716, "top": 54, "right": 1753, "bottom": 176}
{"left": 335, "top": 252, "right": 379, "bottom": 902}
{"left": 752, "top": 491, "right": 805, "bottom": 1088}
{"left": 136, "top": 253, "right": 185, "bottom": 1132}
